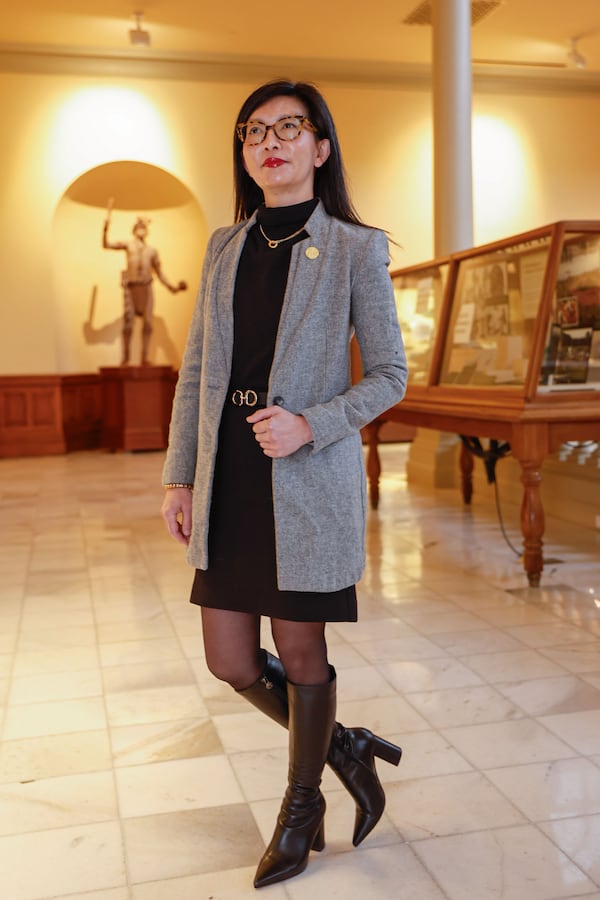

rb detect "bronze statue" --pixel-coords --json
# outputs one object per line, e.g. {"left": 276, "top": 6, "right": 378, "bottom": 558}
{"left": 102, "top": 199, "right": 187, "bottom": 365}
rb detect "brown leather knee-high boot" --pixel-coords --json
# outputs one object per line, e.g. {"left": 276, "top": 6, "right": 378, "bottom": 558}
{"left": 238, "top": 650, "right": 402, "bottom": 847}
{"left": 253, "top": 674, "right": 336, "bottom": 888}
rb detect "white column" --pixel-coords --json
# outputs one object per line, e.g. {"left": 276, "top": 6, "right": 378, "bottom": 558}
{"left": 432, "top": 0, "right": 474, "bottom": 255}
{"left": 407, "top": 0, "right": 474, "bottom": 487}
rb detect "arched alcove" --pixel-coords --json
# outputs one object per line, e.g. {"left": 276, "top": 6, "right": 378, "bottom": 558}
{"left": 52, "top": 161, "right": 206, "bottom": 372}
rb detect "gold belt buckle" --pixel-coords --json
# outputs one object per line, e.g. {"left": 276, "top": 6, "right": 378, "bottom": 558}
{"left": 232, "top": 389, "right": 258, "bottom": 407}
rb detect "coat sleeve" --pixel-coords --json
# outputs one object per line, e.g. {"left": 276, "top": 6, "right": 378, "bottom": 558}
{"left": 302, "top": 228, "right": 408, "bottom": 453}
{"left": 161, "top": 231, "right": 219, "bottom": 486}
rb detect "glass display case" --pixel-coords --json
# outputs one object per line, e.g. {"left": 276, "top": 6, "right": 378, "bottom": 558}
{"left": 391, "top": 260, "right": 449, "bottom": 385}
{"left": 390, "top": 220, "right": 600, "bottom": 399}
{"left": 438, "top": 236, "right": 552, "bottom": 387}
{"left": 379, "top": 221, "right": 600, "bottom": 587}
{"left": 539, "top": 231, "right": 600, "bottom": 391}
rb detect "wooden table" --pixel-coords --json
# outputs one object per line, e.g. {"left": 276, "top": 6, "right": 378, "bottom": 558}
{"left": 365, "top": 386, "right": 600, "bottom": 586}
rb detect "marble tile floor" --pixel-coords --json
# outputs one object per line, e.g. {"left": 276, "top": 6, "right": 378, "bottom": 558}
{"left": 1, "top": 443, "right": 600, "bottom": 900}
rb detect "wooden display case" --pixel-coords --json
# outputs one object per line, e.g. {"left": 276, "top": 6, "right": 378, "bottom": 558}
{"left": 375, "top": 220, "right": 600, "bottom": 586}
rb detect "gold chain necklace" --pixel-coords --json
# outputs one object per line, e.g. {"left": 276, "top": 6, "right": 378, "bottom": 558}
{"left": 259, "top": 223, "right": 305, "bottom": 249}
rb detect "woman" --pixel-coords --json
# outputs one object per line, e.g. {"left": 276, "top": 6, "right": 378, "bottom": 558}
{"left": 161, "top": 79, "right": 407, "bottom": 889}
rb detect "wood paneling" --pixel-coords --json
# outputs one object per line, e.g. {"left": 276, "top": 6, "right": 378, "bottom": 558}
{"left": 0, "top": 376, "right": 66, "bottom": 457}
{"left": 0, "top": 372, "right": 123, "bottom": 456}
{"left": 62, "top": 373, "right": 103, "bottom": 451}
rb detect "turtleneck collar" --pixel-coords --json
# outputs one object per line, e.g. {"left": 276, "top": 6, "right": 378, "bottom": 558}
{"left": 256, "top": 198, "right": 319, "bottom": 232}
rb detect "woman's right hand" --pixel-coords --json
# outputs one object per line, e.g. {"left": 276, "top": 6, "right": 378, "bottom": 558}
{"left": 161, "top": 488, "right": 193, "bottom": 545}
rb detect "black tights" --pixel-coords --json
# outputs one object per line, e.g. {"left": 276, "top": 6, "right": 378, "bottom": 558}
{"left": 201, "top": 607, "right": 330, "bottom": 689}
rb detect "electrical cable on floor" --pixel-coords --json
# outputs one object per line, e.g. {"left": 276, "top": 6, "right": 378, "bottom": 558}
{"left": 460, "top": 435, "right": 522, "bottom": 558}
{"left": 492, "top": 474, "right": 522, "bottom": 558}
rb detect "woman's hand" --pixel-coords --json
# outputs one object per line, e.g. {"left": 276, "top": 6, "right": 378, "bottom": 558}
{"left": 161, "top": 487, "right": 193, "bottom": 545}
{"left": 247, "top": 406, "right": 313, "bottom": 458}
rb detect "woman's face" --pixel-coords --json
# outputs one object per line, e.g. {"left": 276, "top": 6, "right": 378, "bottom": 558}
{"left": 241, "top": 95, "right": 330, "bottom": 207}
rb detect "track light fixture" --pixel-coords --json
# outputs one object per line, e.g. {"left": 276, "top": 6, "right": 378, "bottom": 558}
{"left": 129, "top": 11, "right": 151, "bottom": 47}
{"left": 567, "top": 36, "right": 586, "bottom": 70}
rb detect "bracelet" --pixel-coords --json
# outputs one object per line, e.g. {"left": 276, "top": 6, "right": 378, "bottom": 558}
{"left": 163, "top": 482, "right": 193, "bottom": 490}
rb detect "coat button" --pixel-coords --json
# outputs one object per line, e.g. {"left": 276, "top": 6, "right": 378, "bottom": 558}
{"left": 273, "top": 396, "right": 284, "bottom": 406}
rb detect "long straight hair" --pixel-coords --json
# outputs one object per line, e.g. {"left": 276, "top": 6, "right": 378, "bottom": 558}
{"left": 233, "top": 80, "right": 363, "bottom": 226}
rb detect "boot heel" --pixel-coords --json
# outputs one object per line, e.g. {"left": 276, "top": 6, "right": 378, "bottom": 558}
{"left": 372, "top": 736, "right": 402, "bottom": 767}
{"left": 311, "top": 820, "right": 325, "bottom": 852}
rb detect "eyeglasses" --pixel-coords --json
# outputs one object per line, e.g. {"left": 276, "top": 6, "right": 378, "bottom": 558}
{"left": 236, "top": 115, "right": 316, "bottom": 145}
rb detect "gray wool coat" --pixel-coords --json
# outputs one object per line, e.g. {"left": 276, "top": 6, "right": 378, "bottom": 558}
{"left": 162, "top": 201, "right": 407, "bottom": 592}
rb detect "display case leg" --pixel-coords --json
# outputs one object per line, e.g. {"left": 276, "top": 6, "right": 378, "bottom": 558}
{"left": 363, "top": 420, "right": 383, "bottom": 510}
{"left": 519, "top": 458, "right": 545, "bottom": 587}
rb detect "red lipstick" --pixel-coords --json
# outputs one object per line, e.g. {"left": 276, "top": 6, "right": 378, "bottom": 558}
{"left": 263, "top": 157, "right": 286, "bottom": 168}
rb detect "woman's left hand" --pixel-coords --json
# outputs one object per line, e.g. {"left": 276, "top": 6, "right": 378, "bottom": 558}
{"left": 247, "top": 406, "right": 313, "bottom": 458}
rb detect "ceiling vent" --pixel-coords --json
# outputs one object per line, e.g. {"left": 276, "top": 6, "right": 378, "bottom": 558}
{"left": 403, "top": 0, "right": 503, "bottom": 27}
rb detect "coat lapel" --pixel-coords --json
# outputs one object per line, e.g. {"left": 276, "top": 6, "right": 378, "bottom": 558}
{"left": 211, "top": 217, "right": 256, "bottom": 376}
{"left": 272, "top": 203, "right": 332, "bottom": 374}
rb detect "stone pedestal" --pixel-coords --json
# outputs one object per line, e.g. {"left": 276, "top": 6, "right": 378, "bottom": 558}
{"left": 100, "top": 365, "right": 177, "bottom": 451}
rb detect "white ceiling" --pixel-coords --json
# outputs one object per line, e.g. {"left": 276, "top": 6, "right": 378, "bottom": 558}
{"left": 1, "top": 0, "right": 600, "bottom": 84}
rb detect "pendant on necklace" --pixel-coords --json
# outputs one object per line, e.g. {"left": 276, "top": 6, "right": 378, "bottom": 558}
{"left": 259, "top": 223, "right": 305, "bottom": 249}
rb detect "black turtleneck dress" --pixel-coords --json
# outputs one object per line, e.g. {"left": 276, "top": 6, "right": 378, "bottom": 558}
{"left": 190, "top": 200, "right": 357, "bottom": 622}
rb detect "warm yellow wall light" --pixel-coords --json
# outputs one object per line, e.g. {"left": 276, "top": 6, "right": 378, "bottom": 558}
{"left": 472, "top": 114, "right": 530, "bottom": 240}
{"left": 48, "top": 86, "right": 175, "bottom": 194}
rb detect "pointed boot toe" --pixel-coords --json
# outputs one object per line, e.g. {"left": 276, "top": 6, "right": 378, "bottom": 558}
{"left": 254, "top": 786, "right": 326, "bottom": 888}
{"left": 328, "top": 725, "right": 402, "bottom": 846}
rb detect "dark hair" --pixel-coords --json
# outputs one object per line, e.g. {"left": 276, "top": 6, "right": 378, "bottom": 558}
{"left": 233, "top": 79, "right": 363, "bottom": 225}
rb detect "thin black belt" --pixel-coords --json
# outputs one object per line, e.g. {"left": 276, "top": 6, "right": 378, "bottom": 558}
{"left": 230, "top": 389, "right": 268, "bottom": 407}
